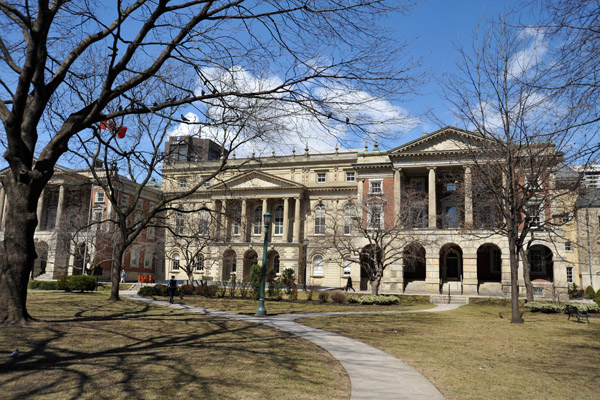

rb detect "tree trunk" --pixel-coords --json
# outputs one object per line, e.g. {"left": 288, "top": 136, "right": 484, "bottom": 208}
{"left": 0, "top": 176, "right": 41, "bottom": 326}
{"left": 371, "top": 275, "right": 381, "bottom": 295}
{"left": 508, "top": 235, "right": 524, "bottom": 323}
{"left": 109, "top": 242, "right": 124, "bottom": 301}
{"left": 520, "top": 248, "right": 534, "bottom": 302}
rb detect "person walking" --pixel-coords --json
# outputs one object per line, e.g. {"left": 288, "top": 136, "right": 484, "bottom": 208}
{"left": 120, "top": 270, "right": 126, "bottom": 283}
{"left": 167, "top": 276, "right": 178, "bottom": 304}
{"left": 345, "top": 276, "right": 355, "bottom": 292}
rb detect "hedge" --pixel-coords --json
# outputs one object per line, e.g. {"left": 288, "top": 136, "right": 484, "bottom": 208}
{"left": 28, "top": 280, "right": 58, "bottom": 290}
{"left": 347, "top": 295, "right": 401, "bottom": 305}
{"left": 55, "top": 275, "right": 96, "bottom": 292}
{"left": 524, "top": 301, "right": 600, "bottom": 314}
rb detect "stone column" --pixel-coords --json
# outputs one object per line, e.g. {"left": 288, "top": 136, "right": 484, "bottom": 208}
{"left": 293, "top": 197, "right": 301, "bottom": 242}
{"left": 357, "top": 178, "right": 364, "bottom": 204}
{"left": 222, "top": 199, "right": 229, "bottom": 239}
{"left": 462, "top": 253, "right": 478, "bottom": 294}
{"left": 36, "top": 189, "right": 45, "bottom": 229}
{"left": 393, "top": 169, "right": 402, "bottom": 226}
{"left": 55, "top": 185, "right": 66, "bottom": 230}
{"left": 464, "top": 166, "right": 473, "bottom": 227}
{"left": 425, "top": 254, "right": 440, "bottom": 294}
{"left": 428, "top": 167, "right": 437, "bottom": 228}
{"left": 262, "top": 198, "right": 268, "bottom": 241}
{"left": 0, "top": 185, "right": 5, "bottom": 230}
{"left": 283, "top": 197, "right": 289, "bottom": 242}
{"left": 241, "top": 199, "right": 247, "bottom": 242}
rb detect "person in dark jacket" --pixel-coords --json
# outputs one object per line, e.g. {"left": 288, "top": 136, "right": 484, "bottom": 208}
{"left": 345, "top": 276, "right": 355, "bottom": 292}
{"left": 167, "top": 276, "right": 178, "bottom": 303}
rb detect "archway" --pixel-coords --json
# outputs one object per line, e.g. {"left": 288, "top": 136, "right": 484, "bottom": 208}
{"left": 403, "top": 242, "right": 426, "bottom": 282}
{"left": 242, "top": 249, "right": 258, "bottom": 282}
{"left": 439, "top": 243, "right": 463, "bottom": 282}
{"left": 360, "top": 245, "right": 382, "bottom": 291}
{"left": 267, "top": 250, "right": 280, "bottom": 274}
{"left": 34, "top": 241, "right": 49, "bottom": 278}
{"left": 222, "top": 249, "right": 237, "bottom": 281}
{"left": 527, "top": 245, "right": 554, "bottom": 282}
{"left": 477, "top": 244, "right": 502, "bottom": 283}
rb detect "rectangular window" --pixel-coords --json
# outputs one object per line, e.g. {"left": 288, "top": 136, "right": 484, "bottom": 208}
{"left": 317, "top": 173, "right": 326, "bottom": 183}
{"left": 314, "top": 206, "right": 326, "bottom": 235}
{"left": 369, "top": 180, "right": 382, "bottom": 194}
{"left": 174, "top": 212, "right": 184, "bottom": 235}
{"left": 527, "top": 203, "right": 543, "bottom": 227}
{"left": 203, "top": 180, "right": 211, "bottom": 187}
{"left": 274, "top": 206, "right": 284, "bottom": 235}
{"left": 565, "top": 241, "right": 573, "bottom": 251}
{"left": 253, "top": 206, "right": 262, "bottom": 235}
{"left": 566, "top": 266, "right": 573, "bottom": 283}
{"left": 95, "top": 190, "right": 105, "bottom": 203}
{"left": 199, "top": 210, "right": 210, "bottom": 236}
{"left": 445, "top": 182, "right": 457, "bottom": 192}
{"left": 120, "top": 194, "right": 129, "bottom": 207}
{"left": 179, "top": 179, "right": 187, "bottom": 188}
{"left": 144, "top": 250, "right": 152, "bottom": 268}
{"left": 343, "top": 259, "right": 351, "bottom": 276}
{"left": 533, "top": 287, "right": 544, "bottom": 296}
{"left": 232, "top": 206, "right": 241, "bottom": 236}
{"left": 195, "top": 256, "right": 204, "bottom": 272}
{"left": 147, "top": 226, "right": 155, "bottom": 240}
{"left": 346, "top": 172, "right": 355, "bottom": 182}
{"left": 130, "top": 248, "right": 139, "bottom": 267}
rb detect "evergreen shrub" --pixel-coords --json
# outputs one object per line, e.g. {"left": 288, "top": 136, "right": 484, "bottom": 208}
{"left": 584, "top": 285, "right": 596, "bottom": 299}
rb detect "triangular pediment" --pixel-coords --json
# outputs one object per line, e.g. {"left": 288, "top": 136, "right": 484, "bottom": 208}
{"left": 389, "top": 126, "right": 489, "bottom": 156}
{"left": 211, "top": 171, "right": 304, "bottom": 191}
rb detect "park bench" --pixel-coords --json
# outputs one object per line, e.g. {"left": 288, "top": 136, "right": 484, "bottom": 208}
{"left": 565, "top": 305, "right": 590, "bottom": 324}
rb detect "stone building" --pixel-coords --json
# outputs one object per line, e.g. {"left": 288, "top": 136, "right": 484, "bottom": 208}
{"left": 0, "top": 164, "right": 163, "bottom": 282}
{"left": 163, "top": 127, "right": 574, "bottom": 298}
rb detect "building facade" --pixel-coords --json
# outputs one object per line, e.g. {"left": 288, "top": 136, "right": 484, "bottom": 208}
{"left": 163, "top": 127, "right": 576, "bottom": 298}
{"left": 0, "top": 165, "right": 163, "bottom": 282}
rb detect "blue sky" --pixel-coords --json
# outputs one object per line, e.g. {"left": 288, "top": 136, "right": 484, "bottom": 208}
{"left": 387, "top": 0, "right": 523, "bottom": 145}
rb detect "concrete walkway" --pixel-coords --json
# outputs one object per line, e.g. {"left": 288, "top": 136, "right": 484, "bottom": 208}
{"left": 121, "top": 291, "right": 460, "bottom": 400}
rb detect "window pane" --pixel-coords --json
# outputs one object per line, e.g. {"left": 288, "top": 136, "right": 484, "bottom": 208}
{"left": 313, "top": 256, "right": 323, "bottom": 275}
{"left": 274, "top": 205, "right": 284, "bottom": 235}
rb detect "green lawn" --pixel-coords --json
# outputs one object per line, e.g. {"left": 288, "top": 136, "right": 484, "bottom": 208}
{"left": 301, "top": 299, "right": 600, "bottom": 400}
{"left": 0, "top": 292, "right": 349, "bottom": 400}
{"left": 154, "top": 294, "right": 433, "bottom": 315}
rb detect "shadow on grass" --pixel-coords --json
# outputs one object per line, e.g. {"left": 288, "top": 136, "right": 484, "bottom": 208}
{"left": 0, "top": 296, "right": 342, "bottom": 400}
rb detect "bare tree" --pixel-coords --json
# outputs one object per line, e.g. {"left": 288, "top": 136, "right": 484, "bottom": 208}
{"left": 0, "top": 1, "right": 419, "bottom": 324}
{"left": 327, "top": 189, "right": 437, "bottom": 295}
{"left": 166, "top": 206, "right": 217, "bottom": 286}
{"left": 443, "top": 15, "right": 595, "bottom": 323}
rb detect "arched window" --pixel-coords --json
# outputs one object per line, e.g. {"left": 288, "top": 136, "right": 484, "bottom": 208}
{"left": 172, "top": 253, "right": 180, "bottom": 270}
{"left": 314, "top": 204, "right": 326, "bottom": 235}
{"left": 253, "top": 205, "right": 263, "bottom": 235}
{"left": 344, "top": 205, "right": 356, "bottom": 235}
{"left": 274, "top": 205, "right": 284, "bottom": 235}
{"left": 313, "top": 255, "right": 323, "bottom": 276}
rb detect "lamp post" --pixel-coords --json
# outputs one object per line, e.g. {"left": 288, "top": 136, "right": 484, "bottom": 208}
{"left": 256, "top": 212, "right": 272, "bottom": 316}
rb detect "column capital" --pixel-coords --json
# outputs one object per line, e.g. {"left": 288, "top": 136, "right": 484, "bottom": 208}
{"left": 427, "top": 166, "right": 437, "bottom": 171}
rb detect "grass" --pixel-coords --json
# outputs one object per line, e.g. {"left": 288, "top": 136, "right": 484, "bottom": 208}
{"left": 152, "top": 294, "right": 434, "bottom": 315}
{"left": 0, "top": 292, "right": 349, "bottom": 400}
{"left": 301, "top": 298, "right": 600, "bottom": 400}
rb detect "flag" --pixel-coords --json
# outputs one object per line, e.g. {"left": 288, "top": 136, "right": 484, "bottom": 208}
{"left": 99, "top": 120, "right": 127, "bottom": 139}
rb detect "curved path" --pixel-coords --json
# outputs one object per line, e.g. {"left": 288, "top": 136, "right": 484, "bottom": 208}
{"left": 122, "top": 291, "right": 459, "bottom": 400}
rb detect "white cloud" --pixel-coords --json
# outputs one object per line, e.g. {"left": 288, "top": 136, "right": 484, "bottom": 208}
{"left": 168, "top": 65, "right": 418, "bottom": 157}
{"left": 508, "top": 27, "right": 548, "bottom": 78}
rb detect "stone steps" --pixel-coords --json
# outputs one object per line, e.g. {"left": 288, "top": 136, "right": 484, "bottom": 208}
{"left": 429, "top": 295, "right": 470, "bottom": 305}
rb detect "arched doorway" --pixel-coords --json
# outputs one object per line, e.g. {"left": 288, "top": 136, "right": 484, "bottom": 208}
{"left": 439, "top": 244, "right": 463, "bottom": 292}
{"left": 267, "top": 250, "right": 280, "bottom": 274}
{"left": 34, "top": 241, "right": 49, "bottom": 278}
{"left": 360, "top": 245, "right": 382, "bottom": 291}
{"left": 527, "top": 245, "right": 554, "bottom": 282}
{"left": 243, "top": 249, "right": 258, "bottom": 282}
{"left": 403, "top": 242, "right": 426, "bottom": 282}
{"left": 222, "top": 249, "right": 237, "bottom": 281}
{"left": 477, "top": 244, "right": 502, "bottom": 283}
